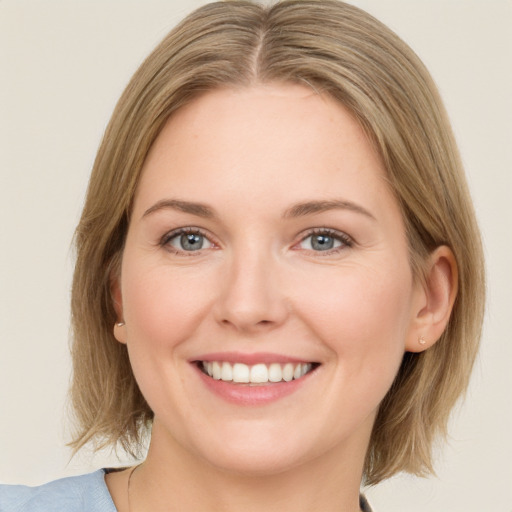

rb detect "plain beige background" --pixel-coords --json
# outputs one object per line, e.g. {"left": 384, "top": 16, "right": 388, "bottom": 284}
{"left": 1, "top": 1, "right": 511, "bottom": 510}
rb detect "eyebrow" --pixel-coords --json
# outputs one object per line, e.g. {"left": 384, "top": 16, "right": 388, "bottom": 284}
{"left": 283, "top": 199, "right": 376, "bottom": 220}
{"left": 142, "top": 199, "right": 216, "bottom": 219}
{"left": 142, "top": 198, "right": 376, "bottom": 221}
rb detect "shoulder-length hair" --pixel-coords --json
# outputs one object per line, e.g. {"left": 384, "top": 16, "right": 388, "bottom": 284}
{"left": 70, "top": 0, "right": 485, "bottom": 485}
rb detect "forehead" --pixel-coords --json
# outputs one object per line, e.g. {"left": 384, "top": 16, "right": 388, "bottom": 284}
{"left": 133, "top": 83, "right": 394, "bottom": 220}
{"left": 146, "top": 83, "right": 378, "bottom": 164}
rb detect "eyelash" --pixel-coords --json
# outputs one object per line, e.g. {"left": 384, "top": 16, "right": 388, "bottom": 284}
{"left": 160, "top": 227, "right": 216, "bottom": 256}
{"left": 296, "top": 228, "right": 353, "bottom": 255}
{"left": 159, "top": 227, "right": 353, "bottom": 256}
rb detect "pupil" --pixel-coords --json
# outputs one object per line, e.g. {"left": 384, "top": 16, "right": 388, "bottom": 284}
{"left": 312, "top": 234, "right": 333, "bottom": 251}
{"left": 181, "top": 233, "right": 203, "bottom": 250}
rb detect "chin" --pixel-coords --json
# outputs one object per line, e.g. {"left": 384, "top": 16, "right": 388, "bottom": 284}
{"left": 168, "top": 418, "right": 315, "bottom": 477}
{"left": 202, "top": 443, "right": 309, "bottom": 477}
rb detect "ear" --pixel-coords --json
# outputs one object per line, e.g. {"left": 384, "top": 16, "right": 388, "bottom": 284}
{"left": 406, "top": 245, "right": 458, "bottom": 353}
{"left": 111, "top": 270, "right": 127, "bottom": 345}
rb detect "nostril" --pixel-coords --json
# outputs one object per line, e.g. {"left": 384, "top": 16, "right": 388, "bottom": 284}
{"left": 220, "top": 317, "right": 276, "bottom": 330}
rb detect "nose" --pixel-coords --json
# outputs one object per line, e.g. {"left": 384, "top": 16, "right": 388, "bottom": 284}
{"left": 213, "top": 250, "right": 290, "bottom": 334}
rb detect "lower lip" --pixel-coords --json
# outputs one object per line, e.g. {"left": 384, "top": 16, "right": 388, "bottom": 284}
{"left": 193, "top": 365, "right": 313, "bottom": 406}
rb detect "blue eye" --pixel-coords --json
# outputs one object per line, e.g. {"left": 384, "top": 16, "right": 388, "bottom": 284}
{"left": 165, "top": 230, "right": 213, "bottom": 252}
{"left": 299, "top": 230, "right": 351, "bottom": 252}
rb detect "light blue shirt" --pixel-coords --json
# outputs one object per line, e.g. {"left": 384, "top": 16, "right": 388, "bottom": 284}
{"left": 0, "top": 470, "right": 117, "bottom": 512}
{"left": 0, "top": 469, "right": 373, "bottom": 511}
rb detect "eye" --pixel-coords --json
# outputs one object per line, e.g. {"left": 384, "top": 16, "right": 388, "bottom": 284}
{"left": 163, "top": 228, "right": 213, "bottom": 253}
{"left": 297, "top": 229, "right": 352, "bottom": 252}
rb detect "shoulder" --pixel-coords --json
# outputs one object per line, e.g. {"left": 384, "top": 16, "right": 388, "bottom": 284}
{"left": 0, "top": 470, "right": 117, "bottom": 512}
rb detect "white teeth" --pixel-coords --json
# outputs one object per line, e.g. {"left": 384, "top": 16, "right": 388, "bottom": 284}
{"left": 221, "top": 362, "right": 233, "bottom": 381}
{"left": 250, "top": 364, "right": 269, "bottom": 383}
{"left": 212, "top": 361, "right": 222, "bottom": 380}
{"left": 282, "top": 363, "right": 294, "bottom": 382}
{"left": 232, "top": 363, "right": 250, "bottom": 383}
{"left": 201, "top": 361, "right": 315, "bottom": 384}
{"left": 268, "top": 363, "right": 282, "bottom": 382}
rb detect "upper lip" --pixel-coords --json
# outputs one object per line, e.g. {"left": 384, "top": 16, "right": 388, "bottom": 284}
{"left": 191, "top": 352, "right": 318, "bottom": 365}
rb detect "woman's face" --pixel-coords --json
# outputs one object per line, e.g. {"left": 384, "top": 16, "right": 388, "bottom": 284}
{"left": 114, "top": 84, "right": 426, "bottom": 475}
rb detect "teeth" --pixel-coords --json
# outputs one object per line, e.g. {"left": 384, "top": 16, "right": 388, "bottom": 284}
{"left": 268, "top": 363, "right": 282, "bottom": 382}
{"left": 282, "top": 363, "right": 294, "bottom": 382}
{"left": 201, "top": 361, "right": 315, "bottom": 384}
{"left": 212, "top": 361, "right": 221, "bottom": 380}
{"left": 221, "top": 362, "right": 233, "bottom": 381}
{"left": 250, "top": 364, "right": 268, "bottom": 383}
{"left": 233, "top": 363, "right": 250, "bottom": 383}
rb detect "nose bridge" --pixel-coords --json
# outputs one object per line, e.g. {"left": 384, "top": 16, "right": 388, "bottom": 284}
{"left": 215, "top": 239, "right": 288, "bottom": 332}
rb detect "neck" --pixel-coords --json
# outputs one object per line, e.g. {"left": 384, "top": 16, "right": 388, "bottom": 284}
{"left": 129, "top": 423, "right": 368, "bottom": 512}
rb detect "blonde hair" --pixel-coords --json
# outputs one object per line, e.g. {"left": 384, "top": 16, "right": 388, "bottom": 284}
{"left": 70, "top": 0, "right": 485, "bottom": 484}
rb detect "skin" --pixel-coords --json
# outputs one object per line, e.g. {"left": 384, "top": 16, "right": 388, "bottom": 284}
{"left": 107, "top": 83, "right": 457, "bottom": 512}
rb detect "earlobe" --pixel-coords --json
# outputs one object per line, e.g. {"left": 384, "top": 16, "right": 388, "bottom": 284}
{"left": 406, "top": 246, "right": 458, "bottom": 353}
{"left": 113, "top": 321, "right": 127, "bottom": 344}
{"left": 111, "top": 273, "right": 127, "bottom": 345}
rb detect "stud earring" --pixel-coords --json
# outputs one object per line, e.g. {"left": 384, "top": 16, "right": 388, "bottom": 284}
{"left": 419, "top": 336, "right": 427, "bottom": 345}
{"left": 116, "top": 322, "right": 125, "bottom": 327}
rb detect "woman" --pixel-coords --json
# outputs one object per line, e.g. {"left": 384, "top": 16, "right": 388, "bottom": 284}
{"left": 0, "top": 1, "right": 485, "bottom": 511}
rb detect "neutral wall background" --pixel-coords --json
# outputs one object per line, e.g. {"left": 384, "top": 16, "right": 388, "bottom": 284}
{"left": 1, "top": 1, "right": 511, "bottom": 511}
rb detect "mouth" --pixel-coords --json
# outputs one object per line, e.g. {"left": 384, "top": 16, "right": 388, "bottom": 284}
{"left": 196, "top": 360, "right": 320, "bottom": 385}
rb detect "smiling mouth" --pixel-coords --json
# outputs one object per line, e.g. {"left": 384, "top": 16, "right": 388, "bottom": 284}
{"left": 197, "top": 361, "right": 319, "bottom": 385}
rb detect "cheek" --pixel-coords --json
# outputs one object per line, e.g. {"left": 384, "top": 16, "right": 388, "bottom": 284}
{"left": 291, "top": 262, "right": 413, "bottom": 378}
{"left": 121, "top": 260, "right": 217, "bottom": 350}
{"left": 119, "top": 260, "right": 221, "bottom": 418}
